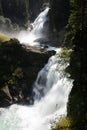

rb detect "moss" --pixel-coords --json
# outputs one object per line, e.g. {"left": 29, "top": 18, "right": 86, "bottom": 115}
{"left": 52, "top": 115, "right": 86, "bottom": 130}
{"left": 60, "top": 48, "right": 72, "bottom": 58}
{"left": 12, "top": 67, "right": 23, "bottom": 79}
{"left": 52, "top": 117, "right": 72, "bottom": 130}
{"left": 56, "top": 48, "right": 72, "bottom": 64}
{"left": 0, "top": 38, "right": 54, "bottom": 105}
{"left": 0, "top": 33, "right": 10, "bottom": 42}
{"left": 52, "top": 16, "right": 87, "bottom": 130}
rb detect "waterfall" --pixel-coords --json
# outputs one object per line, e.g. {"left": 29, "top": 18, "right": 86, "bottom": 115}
{"left": 0, "top": 7, "right": 73, "bottom": 130}
{"left": 0, "top": 49, "right": 73, "bottom": 130}
{"left": 18, "top": 7, "right": 49, "bottom": 46}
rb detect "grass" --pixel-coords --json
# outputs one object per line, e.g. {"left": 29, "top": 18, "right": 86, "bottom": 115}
{"left": 0, "top": 32, "right": 10, "bottom": 42}
{"left": 52, "top": 117, "right": 72, "bottom": 130}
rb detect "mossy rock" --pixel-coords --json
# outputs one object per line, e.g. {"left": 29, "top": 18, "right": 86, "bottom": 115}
{"left": 52, "top": 117, "right": 72, "bottom": 130}
{"left": 0, "top": 32, "right": 10, "bottom": 42}
{"left": 0, "top": 38, "right": 55, "bottom": 106}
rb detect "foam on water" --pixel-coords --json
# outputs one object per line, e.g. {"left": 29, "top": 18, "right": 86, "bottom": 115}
{"left": 0, "top": 49, "right": 73, "bottom": 130}
{"left": 18, "top": 7, "right": 49, "bottom": 46}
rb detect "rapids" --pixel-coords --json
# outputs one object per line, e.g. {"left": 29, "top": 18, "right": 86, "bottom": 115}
{"left": 0, "top": 8, "right": 73, "bottom": 130}
{"left": 0, "top": 49, "right": 73, "bottom": 130}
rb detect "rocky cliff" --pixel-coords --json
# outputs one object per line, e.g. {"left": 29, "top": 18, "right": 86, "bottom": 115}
{"left": 0, "top": 0, "right": 49, "bottom": 27}
{"left": 67, "top": 29, "right": 87, "bottom": 130}
{"left": 49, "top": 0, "right": 70, "bottom": 46}
{"left": 0, "top": 38, "right": 55, "bottom": 107}
{"left": 49, "top": 0, "right": 70, "bottom": 32}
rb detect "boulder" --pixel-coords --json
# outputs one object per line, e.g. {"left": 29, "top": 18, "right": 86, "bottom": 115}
{"left": 0, "top": 85, "right": 12, "bottom": 107}
{"left": 0, "top": 38, "right": 55, "bottom": 107}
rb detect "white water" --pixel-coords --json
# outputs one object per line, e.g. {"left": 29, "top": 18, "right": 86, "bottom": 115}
{"left": 0, "top": 8, "right": 73, "bottom": 130}
{"left": 0, "top": 49, "right": 73, "bottom": 130}
{"left": 18, "top": 7, "right": 49, "bottom": 46}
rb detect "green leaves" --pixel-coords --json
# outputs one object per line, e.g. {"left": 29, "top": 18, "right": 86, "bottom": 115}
{"left": 66, "top": 0, "right": 87, "bottom": 44}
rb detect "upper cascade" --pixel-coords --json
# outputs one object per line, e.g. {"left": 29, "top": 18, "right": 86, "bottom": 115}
{"left": 18, "top": 7, "right": 49, "bottom": 46}
{"left": 30, "top": 7, "right": 49, "bottom": 34}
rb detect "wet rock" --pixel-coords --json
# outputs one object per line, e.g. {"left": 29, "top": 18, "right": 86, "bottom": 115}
{"left": 67, "top": 29, "right": 87, "bottom": 130}
{"left": 0, "top": 38, "right": 55, "bottom": 107}
{"left": 0, "top": 85, "right": 12, "bottom": 107}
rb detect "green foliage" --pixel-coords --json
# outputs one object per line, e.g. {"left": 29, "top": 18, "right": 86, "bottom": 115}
{"left": 7, "top": 67, "right": 23, "bottom": 85}
{"left": 65, "top": 0, "right": 87, "bottom": 44}
{"left": 52, "top": 117, "right": 72, "bottom": 130}
{"left": 12, "top": 68, "right": 23, "bottom": 79}
{"left": 60, "top": 48, "right": 72, "bottom": 58}
{"left": 57, "top": 48, "right": 72, "bottom": 63}
{"left": 55, "top": 48, "right": 72, "bottom": 79}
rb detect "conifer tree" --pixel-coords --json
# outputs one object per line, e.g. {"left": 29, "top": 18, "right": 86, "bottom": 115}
{"left": 66, "top": 0, "right": 87, "bottom": 43}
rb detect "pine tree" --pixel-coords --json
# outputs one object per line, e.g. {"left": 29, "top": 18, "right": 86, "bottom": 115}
{"left": 65, "top": 0, "right": 87, "bottom": 43}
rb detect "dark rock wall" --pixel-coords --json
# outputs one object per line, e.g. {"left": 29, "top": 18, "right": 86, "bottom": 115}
{"left": 0, "top": 0, "right": 2, "bottom": 15}
{"left": 68, "top": 29, "right": 87, "bottom": 130}
{"left": 48, "top": 0, "right": 70, "bottom": 46}
{"left": 0, "top": 0, "right": 49, "bottom": 26}
{"left": 29, "top": 0, "right": 42, "bottom": 22}
{"left": 49, "top": 0, "right": 70, "bottom": 32}
{"left": 0, "top": 0, "right": 30, "bottom": 26}
{"left": 0, "top": 39, "right": 55, "bottom": 107}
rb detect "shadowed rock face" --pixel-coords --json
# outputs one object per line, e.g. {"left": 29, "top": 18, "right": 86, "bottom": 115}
{"left": 0, "top": 0, "right": 49, "bottom": 26}
{"left": 49, "top": 0, "right": 70, "bottom": 32}
{"left": 0, "top": 0, "right": 30, "bottom": 25}
{"left": 0, "top": 39, "right": 55, "bottom": 107}
{"left": 68, "top": 29, "right": 87, "bottom": 130}
{"left": 48, "top": 0, "right": 70, "bottom": 46}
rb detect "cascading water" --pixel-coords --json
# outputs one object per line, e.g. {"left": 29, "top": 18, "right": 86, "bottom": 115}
{"left": 18, "top": 7, "right": 49, "bottom": 46}
{"left": 0, "top": 7, "right": 73, "bottom": 130}
{"left": 0, "top": 49, "right": 73, "bottom": 130}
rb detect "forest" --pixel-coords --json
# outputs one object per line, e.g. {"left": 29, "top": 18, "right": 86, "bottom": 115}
{"left": 0, "top": 0, "right": 87, "bottom": 130}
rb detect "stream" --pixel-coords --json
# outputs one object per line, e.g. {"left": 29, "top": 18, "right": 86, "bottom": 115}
{"left": 0, "top": 8, "right": 73, "bottom": 130}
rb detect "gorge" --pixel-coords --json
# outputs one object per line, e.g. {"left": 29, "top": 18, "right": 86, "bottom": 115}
{"left": 0, "top": 1, "right": 87, "bottom": 130}
{"left": 0, "top": 7, "right": 73, "bottom": 130}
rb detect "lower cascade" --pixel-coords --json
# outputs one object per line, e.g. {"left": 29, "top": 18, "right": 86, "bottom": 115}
{"left": 0, "top": 49, "right": 73, "bottom": 130}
